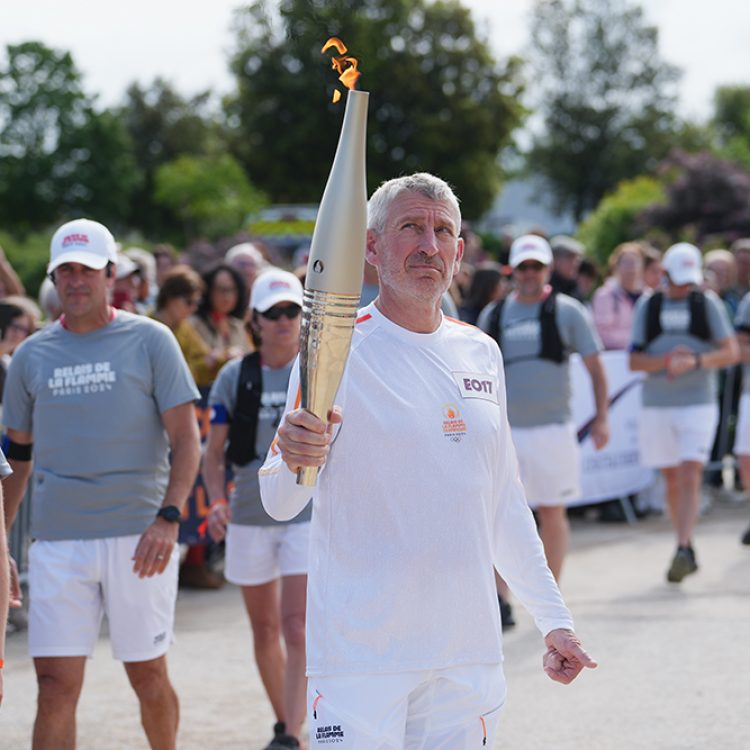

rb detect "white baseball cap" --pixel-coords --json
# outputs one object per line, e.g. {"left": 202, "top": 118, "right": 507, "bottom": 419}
{"left": 663, "top": 242, "right": 703, "bottom": 286}
{"left": 250, "top": 268, "right": 303, "bottom": 313}
{"left": 226, "top": 242, "right": 265, "bottom": 266}
{"left": 48, "top": 219, "right": 117, "bottom": 274}
{"left": 509, "top": 235, "right": 553, "bottom": 269}
{"left": 115, "top": 253, "right": 139, "bottom": 280}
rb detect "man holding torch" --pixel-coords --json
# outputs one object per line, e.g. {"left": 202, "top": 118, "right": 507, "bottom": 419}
{"left": 260, "top": 173, "right": 595, "bottom": 748}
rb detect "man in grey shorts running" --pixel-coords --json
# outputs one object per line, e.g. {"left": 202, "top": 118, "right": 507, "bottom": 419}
{"left": 3, "top": 218, "right": 201, "bottom": 750}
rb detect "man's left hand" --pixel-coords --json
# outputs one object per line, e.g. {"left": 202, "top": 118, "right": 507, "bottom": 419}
{"left": 132, "top": 519, "right": 178, "bottom": 579}
{"left": 543, "top": 628, "right": 598, "bottom": 684}
{"left": 9, "top": 555, "right": 22, "bottom": 608}
{"left": 590, "top": 416, "right": 609, "bottom": 451}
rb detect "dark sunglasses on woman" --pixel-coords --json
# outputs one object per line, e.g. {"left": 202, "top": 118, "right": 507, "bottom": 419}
{"left": 260, "top": 304, "right": 302, "bottom": 321}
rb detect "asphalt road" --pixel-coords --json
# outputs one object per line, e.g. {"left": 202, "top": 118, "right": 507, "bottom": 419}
{"left": 4, "top": 495, "right": 750, "bottom": 749}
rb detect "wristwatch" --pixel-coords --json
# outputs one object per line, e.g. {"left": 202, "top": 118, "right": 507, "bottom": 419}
{"left": 156, "top": 505, "right": 182, "bottom": 523}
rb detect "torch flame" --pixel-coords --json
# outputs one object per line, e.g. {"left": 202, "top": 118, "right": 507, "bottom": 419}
{"left": 321, "top": 37, "right": 347, "bottom": 55}
{"left": 322, "top": 37, "right": 362, "bottom": 102}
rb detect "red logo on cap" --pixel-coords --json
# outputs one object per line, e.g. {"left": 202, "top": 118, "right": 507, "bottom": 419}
{"left": 269, "top": 280, "right": 291, "bottom": 290}
{"left": 62, "top": 233, "right": 89, "bottom": 248}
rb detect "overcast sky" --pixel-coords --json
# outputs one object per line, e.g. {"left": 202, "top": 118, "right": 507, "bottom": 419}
{"left": 2, "top": 0, "right": 748, "bottom": 121}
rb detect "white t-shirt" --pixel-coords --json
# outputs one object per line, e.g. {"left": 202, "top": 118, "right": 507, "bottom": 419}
{"left": 259, "top": 303, "right": 574, "bottom": 677}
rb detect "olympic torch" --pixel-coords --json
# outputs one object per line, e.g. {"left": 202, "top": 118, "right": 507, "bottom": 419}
{"left": 296, "top": 42, "right": 368, "bottom": 486}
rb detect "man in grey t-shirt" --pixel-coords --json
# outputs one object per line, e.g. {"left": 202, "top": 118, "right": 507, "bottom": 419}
{"left": 480, "top": 234, "right": 609, "bottom": 584}
{"left": 2, "top": 219, "right": 201, "bottom": 749}
{"left": 629, "top": 242, "right": 738, "bottom": 583}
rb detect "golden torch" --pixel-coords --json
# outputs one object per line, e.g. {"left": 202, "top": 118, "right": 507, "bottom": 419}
{"left": 297, "top": 39, "right": 368, "bottom": 486}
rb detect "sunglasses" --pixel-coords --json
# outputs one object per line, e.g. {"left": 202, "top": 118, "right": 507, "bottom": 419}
{"left": 515, "top": 262, "right": 545, "bottom": 272}
{"left": 260, "top": 304, "right": 302, "bottom": 321}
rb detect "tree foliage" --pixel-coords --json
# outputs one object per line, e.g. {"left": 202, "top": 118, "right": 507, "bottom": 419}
{"left": 0, "top": 41, "right": 139, "bottom": 233}
{"left": 639, "top": 150, "right": 750, "bottom": 245}
{"left": 154, "top": 153, "right": 266, "bottom": 242}
{"left": 119, "top": 79, "right": 220, "bottom": 236}
{"left": 712, "top": 85, "right": 750, "bottom": 171}
{"left": 526, "top": 0, "right": 681, "bottom": 221}
{"left": 226, "top": 0, "right": 524, "bottom": 219}
{"left": 576, "top": 176, "right": 665, "bottom": 264}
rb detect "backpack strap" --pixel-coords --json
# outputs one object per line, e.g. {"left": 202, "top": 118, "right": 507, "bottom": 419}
{"left": 225, "top": 351, "right": 263, "bottom": 467}
{"left": 688, "top": 289, "right": 711, "bottom": 341}
{"left": 645, "top": 291, "right": 664, "bottom": 345}
{"left": 539, "top": 292, "right": 566, "bottom": 364}
{"left": 487, "top": 299, "right": 505, "bottom": 347}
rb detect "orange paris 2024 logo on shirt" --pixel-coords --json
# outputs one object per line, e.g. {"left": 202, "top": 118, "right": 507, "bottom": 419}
{"left": 442, "top": 404, "right": 467, "bottom": 443}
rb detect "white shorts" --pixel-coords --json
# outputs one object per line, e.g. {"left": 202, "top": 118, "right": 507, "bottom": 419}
{"left": 28, "top": 534, "right": 179, "bottom": 662}
{"left": 224, "top": 522, "right": 310, "bottom": 586}
{"left": 511, "top": 422, "right": 581, "bottom": 508}
{"left": 638, "top": 403, "right": 719, "bottom": 468}
{"left": 308, "top": 664, "right": 505, "bottom": 750}
{"left": 734, "top": 393, "right": 750, "bottom": 456}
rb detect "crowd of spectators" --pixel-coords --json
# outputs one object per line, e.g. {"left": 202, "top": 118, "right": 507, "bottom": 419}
{"left": 3, "top": 215, "right": 750, "bottom": 745}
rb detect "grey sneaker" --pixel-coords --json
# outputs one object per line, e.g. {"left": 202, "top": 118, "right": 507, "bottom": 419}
{"left": 265, "top": 723, "right": 300, "bottom": 750}
{"left": 666, "top": 546, "right": 698, "bottom": 583}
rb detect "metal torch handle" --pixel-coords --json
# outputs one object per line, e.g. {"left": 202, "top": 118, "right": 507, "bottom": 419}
{"left": 296, "top": 289, "right": 360, "bottom": 486}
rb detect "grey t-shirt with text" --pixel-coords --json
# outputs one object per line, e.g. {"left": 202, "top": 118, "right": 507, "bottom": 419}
{"left": 208, "top": 357, "right": 311, "bottom": 526}
{"left": 479, "top": 293, "right": 601, "bottom": 427}
{"left": 3, "top": 311, "right": 199, "bottom": 541}
{"left": 630, "top": 290, "right": 733, "bottom": 407}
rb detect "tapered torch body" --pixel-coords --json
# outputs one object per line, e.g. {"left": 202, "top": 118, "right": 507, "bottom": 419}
{"left": 297, "top": 89, "right": 369, "bottom": 486}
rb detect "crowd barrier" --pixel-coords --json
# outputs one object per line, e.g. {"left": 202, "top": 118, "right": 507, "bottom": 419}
{"left": 569, "top": 350, "right": 654, "bottom": 506}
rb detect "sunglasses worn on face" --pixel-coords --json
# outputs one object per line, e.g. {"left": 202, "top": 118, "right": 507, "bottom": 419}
{"left": 213, "top": 285, "right": 238, "bottom": 295}
{"left": 516, "top": 262, "right": 545, "bottom": 272}
{"left": 261, "top": 304, "right": 302, "bottom": 321}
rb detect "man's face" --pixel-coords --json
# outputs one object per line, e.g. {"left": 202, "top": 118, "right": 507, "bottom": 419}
{"left": 666, "top": 276, "right": 694, "bottom": 299}
{"left": 231, "top": 256, "right": 260, "bottom": 290}
{"left": 513, "top": 260, "right": 550, "bottom": 299}
{"left": 54, "top": 262, "right": 111, "bottom": 317}
{"left": 553, "top": 251, "right": 580, "bottom": 280}
{"left": 734, "top": 249, "right": 750, "bottom": 285}
{"left": 705, "top": 259, "right": 733, "bottom": 292}
{"left": 366, "top": 192, "right": 463, "bottom": 305}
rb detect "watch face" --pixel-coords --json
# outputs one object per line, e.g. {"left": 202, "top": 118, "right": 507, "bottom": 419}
{"left": 158, "top": 506, "right": 181, "bottom": 523}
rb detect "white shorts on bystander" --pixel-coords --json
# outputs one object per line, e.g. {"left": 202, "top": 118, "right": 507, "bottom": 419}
{"left": 224, "top": 521, "right": 310, "bottom": 587}
{"left": 28, "top": 534, "right": 179, "bottom": 662}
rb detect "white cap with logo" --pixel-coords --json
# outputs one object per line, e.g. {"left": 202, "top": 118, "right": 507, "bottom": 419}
{"left": 509, "top": 235, "right": 553, "bottom": 269}
{"left": 663, "top": 242, "right": 703, "bottom": 286}
{"left": 250, "top": 268, "right": 304, "bottom": 313}
{"left": 48, "top": 218, "right": 117, "bottom": 274}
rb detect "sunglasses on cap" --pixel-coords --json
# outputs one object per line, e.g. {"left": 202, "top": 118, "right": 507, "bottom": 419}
{"left": 260, "top": 304, "right": 302, "bottom": 321}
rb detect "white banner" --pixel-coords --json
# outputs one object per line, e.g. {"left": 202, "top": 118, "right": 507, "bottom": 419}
{"left": 570, "top": 350, "right": 654, "bottom": 504}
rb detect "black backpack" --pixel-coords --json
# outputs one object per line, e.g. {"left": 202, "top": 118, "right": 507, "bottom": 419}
{"left": 225, "top": 351, "right": 263, "bottom": 467}
{"left": 486, "top": 292, "right": 566, "bottom": 364}
{"left": 644, "top": 290, "right": 711, "bottom": 345}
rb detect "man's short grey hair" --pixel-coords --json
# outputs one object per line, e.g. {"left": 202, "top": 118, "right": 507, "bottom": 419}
{"left": 367, "top": 173, "right": 461, "bottom": 234}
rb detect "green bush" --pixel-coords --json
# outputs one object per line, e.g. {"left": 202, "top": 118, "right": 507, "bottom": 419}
{"left": 577, "top": 176, "right": 666, "bottom": 265}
